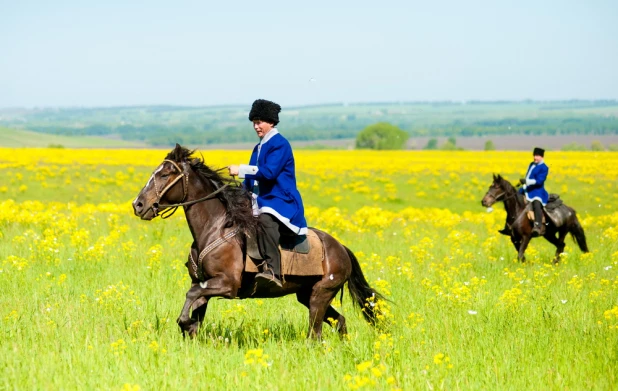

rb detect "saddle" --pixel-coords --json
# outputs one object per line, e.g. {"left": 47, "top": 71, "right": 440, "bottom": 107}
{"left": 525, "top": 194, "right": 571, "bottom": 227}
{"left": 245, "top": 230, "right": 324, "bottom": 276}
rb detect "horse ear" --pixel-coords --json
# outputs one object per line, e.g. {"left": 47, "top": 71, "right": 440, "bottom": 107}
{"left": 493, "top": 173, "right": 497, "bottom": 180}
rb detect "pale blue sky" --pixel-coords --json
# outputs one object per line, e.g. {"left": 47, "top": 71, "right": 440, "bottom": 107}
{"left": 1, "top": 0, "right": 616, "bottom": 107}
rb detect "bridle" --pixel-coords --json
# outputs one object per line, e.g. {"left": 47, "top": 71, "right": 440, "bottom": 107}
{"left": 144, "top": 158, "right": 241, "bottom": 282}
{"left": 485, "top": 187, "right": 518, "bottom": 205}
{"left": 150, "top": 159, "right": 229, "bottom": 219}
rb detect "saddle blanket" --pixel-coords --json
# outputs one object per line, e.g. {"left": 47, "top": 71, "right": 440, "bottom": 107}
{"left": 244, "top": 229, "right": 324, "bottom": 276}
{"left": 525, "top": 199, "right": 571, "bottom": 228}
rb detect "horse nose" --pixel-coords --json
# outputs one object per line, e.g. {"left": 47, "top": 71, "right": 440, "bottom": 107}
{"left": 133, "top": 200, "right": 144, "bottom": 215}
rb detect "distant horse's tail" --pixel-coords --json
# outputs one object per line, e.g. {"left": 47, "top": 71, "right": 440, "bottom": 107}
{"left": 570, "top": 213, "right": 589, "bottom": 253}
{"left": 344, "top": 246, "right": 385, "bottom": 325}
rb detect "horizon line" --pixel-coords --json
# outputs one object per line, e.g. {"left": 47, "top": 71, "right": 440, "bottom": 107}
{"left": 1, "top": 98, "right": 618, "bottom": 111}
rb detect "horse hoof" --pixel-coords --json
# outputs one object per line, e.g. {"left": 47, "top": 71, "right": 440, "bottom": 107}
{"left": 186, "top": 322, "right": 200, "bottom": 338}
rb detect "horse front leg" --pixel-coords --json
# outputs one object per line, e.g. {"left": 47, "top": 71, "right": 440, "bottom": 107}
{"left": 510, "top": 235, "right": 521, "bottom": 252}
{"left": 518, "top": 235, "right": 532, "bottom": 263}
{"left": 177, "top": 275, "right": 238, "bottom": 337}
{"left": 181, "top": 293, "right": 209, "bottom": 338}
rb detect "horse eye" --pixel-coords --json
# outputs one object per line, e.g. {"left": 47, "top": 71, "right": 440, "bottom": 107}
{"left": 161, "top": 173, "right": 169, "bottom": 178}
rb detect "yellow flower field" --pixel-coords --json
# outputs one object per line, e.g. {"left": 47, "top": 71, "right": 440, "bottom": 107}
{"left": 1, "top": 148, "right": 617, "bottom": 390}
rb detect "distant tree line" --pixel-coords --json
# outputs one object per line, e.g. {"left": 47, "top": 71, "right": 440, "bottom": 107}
{"left": 23, "top": 115, "right": 617, "bottom": 147}
{"left": 5, "top": 101, "right": 616, "bottom": 147}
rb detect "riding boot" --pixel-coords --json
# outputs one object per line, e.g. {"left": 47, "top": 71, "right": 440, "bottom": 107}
{"left": 531, "top": 200, "right": 544, "bottom": 237}
{"left": 256, "top": 213, "right": 283, "bottom": 289}
{"left": 498, "top": 223, "right": 512, "bottom": 236}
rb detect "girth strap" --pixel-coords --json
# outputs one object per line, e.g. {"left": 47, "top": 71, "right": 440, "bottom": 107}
{"left": 190, "top": 227, "right": 240, "bottom": 281}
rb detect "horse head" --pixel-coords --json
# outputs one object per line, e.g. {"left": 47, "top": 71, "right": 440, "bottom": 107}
{"left": 132, "top": 143, "right": 191, "bottom": 220}
{"left": 481, "top": 174, "right": 510, "bottom": 207}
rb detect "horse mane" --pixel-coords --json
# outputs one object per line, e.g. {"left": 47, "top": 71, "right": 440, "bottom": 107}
{"left": 165, "top": 144, "right": 258, "bottom": 237}
{"left": 495, "top": 174, "right": 524, "bottom": 207}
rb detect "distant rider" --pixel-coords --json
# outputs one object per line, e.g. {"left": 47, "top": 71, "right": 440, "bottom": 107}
{"left": 228, "top": 99, "right": 307, "bottom": 289}
{"left": 518, "top": 147, "right": 549, "bottom": 237}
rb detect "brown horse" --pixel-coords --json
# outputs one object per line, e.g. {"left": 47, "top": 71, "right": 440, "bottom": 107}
{"left": 132, "top": 144, "right": 384, "bottom": 338}
{"left": 481, "top": 174, "right": 589, "bottom": 263}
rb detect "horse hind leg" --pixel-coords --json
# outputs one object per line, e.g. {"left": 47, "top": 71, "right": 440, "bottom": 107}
{"left": 297, "top": 285, "right": 346, "bottom": 339}
{"left": 324, "top": 300, "right": 347, "bottom": 336}
{"left": 552, "top": 228, "right": 568, "bottom": 264}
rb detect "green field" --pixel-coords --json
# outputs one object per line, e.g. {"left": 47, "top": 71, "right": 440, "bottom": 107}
{"left": 0, "top": 128, "right": 145, "bottom": 148}
{"left": 1, "top": 100, "right": 617, "bottom": 146}
{"left": 1, "top": 149, "right": 618, "bottom": 390}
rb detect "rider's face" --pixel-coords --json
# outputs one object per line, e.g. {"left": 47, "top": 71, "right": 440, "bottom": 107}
{"left": 253, "top": 120, "right": 274, "bottom": 138}
{"left": 533, "top": 154, "right": 543, "bottom": 163}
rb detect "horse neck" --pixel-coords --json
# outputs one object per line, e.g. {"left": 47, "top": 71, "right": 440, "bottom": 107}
{"left": 183, "top": 174, "right": 228, "bottom": 244}
{"left": 501, "top": 183, "right": 523, "bottom": 221}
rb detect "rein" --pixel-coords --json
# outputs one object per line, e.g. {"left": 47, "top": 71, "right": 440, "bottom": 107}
{"left": 152, "top": 159, "right": 228, "bottom": 219}
{"left": 158, "top": 184, "right": 229, "bottom": 210}
{"left": 489, "top": 183, "right": 520, "bottom": 204}
{"left": 493, "top": 191, "right": 519, "bottom": 203}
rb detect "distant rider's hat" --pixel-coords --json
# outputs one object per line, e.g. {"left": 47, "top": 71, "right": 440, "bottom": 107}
{"left": 533, "top": 147, "right": 545, "bottom": 157}
{"left": 249, "top": 99, "right": 281, "bottom": 126}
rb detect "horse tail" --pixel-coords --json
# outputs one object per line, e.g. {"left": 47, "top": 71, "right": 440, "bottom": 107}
{"left": 569, "top": 213, "right": 589, "bottom": 253}
{"left": 344, "top": 246, "right": 385, "bottom": 325}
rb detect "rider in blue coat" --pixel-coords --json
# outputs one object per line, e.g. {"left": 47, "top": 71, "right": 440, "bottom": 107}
{"left": 228, "top": 99, "right": 307, "bottom": 289}
{"left": 519, "top": 147, "right": 549, "bottom": 237}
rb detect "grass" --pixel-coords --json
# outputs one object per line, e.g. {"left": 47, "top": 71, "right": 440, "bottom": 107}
{"left": 1, "top": 149, "right": 617, "bottom": 390}
{"left": 0, "top": 128, "right": 145, "bottom": 148}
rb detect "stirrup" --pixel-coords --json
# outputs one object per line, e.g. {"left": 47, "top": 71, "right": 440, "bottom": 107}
{"left": 531, "top": 224, "right": 543, "bottom": 237}
{"left": 255, "top": 269, "right": 283, "bottom": 289}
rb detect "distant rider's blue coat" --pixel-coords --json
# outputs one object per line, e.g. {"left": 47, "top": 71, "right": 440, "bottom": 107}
{"left": 243, "top": 130, "right": 308, "bottom": 235}
{"left": 519, "top": 161, "right": 549, "bottom": 205}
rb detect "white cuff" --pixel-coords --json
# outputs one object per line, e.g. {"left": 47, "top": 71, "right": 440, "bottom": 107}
{"left": 238, "top": 164, "right": 258, "bottom": 179}
{"left": 526, "top": 179, "right": 536, "bottom": 186}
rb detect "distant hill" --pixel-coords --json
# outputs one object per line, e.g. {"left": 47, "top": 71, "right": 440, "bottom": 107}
{"left": 0, "top": 128, "right": 145, "bottom": 148}
{"left": 1, "top": 100, "right": 617, "bottom": 146}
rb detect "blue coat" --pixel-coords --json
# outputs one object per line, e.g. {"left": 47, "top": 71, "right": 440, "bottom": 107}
{"left": 519, "top": 161, "right": 549, "bottom": 205}
{"left": 243, "top": 131, "right": 308, "bottom": 235}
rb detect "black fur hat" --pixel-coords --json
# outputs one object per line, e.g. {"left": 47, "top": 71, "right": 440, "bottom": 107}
{"left": 533, "top": 147, "right": 545, "bottom": 157}
{"left": 248, "top": 99, "right": 281, "bottom": 126}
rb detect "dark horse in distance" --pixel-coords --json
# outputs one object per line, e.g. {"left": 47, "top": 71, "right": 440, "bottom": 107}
{"left": 481, "top": 174, "right": 589, "bottom": 263}
{"left": 132, "top": 144, "right": 384, "bottom": 338}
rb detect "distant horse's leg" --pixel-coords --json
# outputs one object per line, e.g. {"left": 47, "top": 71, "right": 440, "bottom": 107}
{"left": 177, "top": 275, "right": 237, "bottom": 336}
{"left": 518, "top": 235, "right": 532, "bottom": 263}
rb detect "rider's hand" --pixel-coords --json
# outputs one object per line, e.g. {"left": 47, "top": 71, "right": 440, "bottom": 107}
{"left": 519, "top": 178, "right": 526, "bottom": 185}
{"left": 228, "top": 165, "right": 239, "bottom": 176}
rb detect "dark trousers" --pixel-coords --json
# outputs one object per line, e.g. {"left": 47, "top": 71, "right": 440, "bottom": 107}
{"left": 257, "top": 213, "right": 293, "bottom": 277}
{"left": 532, "top": 200, "right": 543, "bottom": 226}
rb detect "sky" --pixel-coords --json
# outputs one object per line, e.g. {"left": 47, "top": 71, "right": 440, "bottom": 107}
{"left": 1, "top": 0, "right": 617, "bottom": 107}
